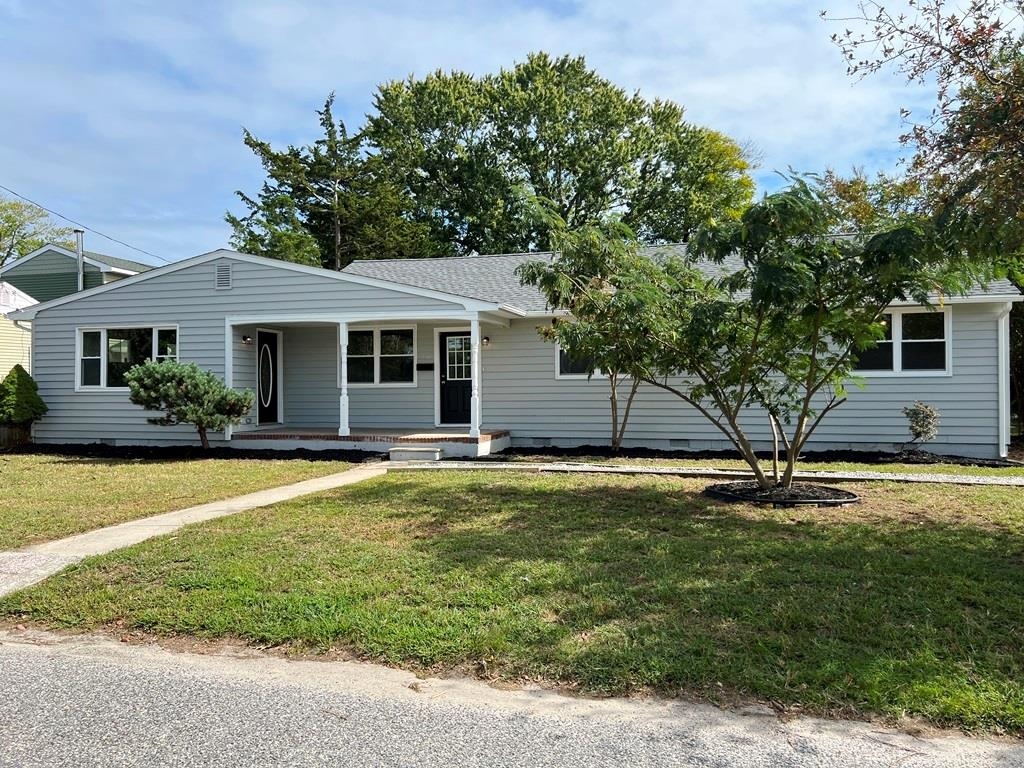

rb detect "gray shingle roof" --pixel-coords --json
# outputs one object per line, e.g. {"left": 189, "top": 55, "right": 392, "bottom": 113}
{"left": 343, "top": 244, "right": 1019, "bottom": 312}
{"left": 85, "top": 250, "right": 154, "bottom": 273}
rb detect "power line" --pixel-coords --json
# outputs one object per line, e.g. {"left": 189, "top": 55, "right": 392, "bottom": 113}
{"left": 0, "top": 183, "right": 172, "bottom": 264}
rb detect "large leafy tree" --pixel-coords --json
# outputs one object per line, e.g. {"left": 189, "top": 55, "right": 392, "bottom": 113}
{"left": 367, "top": 52, "right": 754, "bottom": 255}
{"left": 524, "top": 178, "right": 954, "bottom": 489}
{"left": 825, "top": 1, "right": 1024, "bottom": 280}
{"left": 0, "top": 196, "right": 72, "bottom": 267}
{"left": 228, "top": 94, "right": 436, "bottom": 269}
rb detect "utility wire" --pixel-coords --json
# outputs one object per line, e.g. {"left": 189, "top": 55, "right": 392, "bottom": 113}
{"left": 0, "top": 183, "right": 172, "bottom": 264}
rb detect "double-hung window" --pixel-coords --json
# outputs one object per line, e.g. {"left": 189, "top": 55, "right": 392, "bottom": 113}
{"left": 77, "top": 327, "right": 179, "bottom": 389}
{"left": 854, "top": 308, "right": 950, "bottom": 375}
{"left": 345, "top": 327, "right": 416, "bottom": 386}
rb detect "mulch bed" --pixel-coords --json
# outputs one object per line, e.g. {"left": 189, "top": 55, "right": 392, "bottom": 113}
{"left": 704, "top": 481, "right": 860, "bottom": 507}
{"left": 2, "top": 443, "right": 383, "bottom": 463}
{"left": 486, "top": 444, "right": 1020, "bottom": 469}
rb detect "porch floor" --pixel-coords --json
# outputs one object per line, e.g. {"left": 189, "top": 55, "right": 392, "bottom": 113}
{"left": 233, "top": 427, "right": 510, "bottom": 445}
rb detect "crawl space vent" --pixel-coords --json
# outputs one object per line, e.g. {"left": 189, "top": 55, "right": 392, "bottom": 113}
{"left": 215, "top": 263, "right": 233, "bottom": 290}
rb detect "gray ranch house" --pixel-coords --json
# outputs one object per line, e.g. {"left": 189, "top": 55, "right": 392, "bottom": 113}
{"left": 9, "top": 247, "right": 1022, "bottom": 458}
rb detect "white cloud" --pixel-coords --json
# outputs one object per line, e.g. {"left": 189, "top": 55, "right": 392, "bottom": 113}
{"left": 0, "top": 0, "right": 932, "bottom": 262}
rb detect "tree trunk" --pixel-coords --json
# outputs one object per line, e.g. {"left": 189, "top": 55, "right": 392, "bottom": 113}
{"left": 609, "top": 375, "right": 620, "bottom": 452}
{"left": 616, "top": 378, "right": 640, "bottom": 451}
{"left": 197, "top": 426, "right": 210, "bottom": 450}
{"left": 768, "top": 415, "right": 780, "bottom": 484}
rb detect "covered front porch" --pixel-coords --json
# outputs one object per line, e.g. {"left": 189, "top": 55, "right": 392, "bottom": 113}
{"left": 221, "top": 308, "right": 514, "bottom": 457}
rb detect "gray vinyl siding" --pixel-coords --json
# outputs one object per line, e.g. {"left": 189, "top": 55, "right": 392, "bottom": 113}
{"left": 29, "top": 256, "right": 465, "bottom": 446}
{"left": 3, "top": 250, "right": 103, "bottom": 302}
{"left": 480, "top": 304, "right": 1003, "bottom": 458}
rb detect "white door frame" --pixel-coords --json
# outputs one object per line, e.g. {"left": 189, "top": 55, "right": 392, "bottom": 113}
{"left": 256, "top": 327, "right": 284, "bottom": 425}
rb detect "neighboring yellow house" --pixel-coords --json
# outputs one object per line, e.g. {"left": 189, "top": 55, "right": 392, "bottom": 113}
{"left": 0, "top": 281, "right": 35, "bottom": 377}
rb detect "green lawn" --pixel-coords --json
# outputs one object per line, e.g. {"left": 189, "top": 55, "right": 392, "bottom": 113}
{"left": 3, "top": 470, "right": 1023, "bottom": 732}
{"left": 0, "top": 453, "right": 352, "bottom": 549}
{"left": 504, "top": 454, "right": 1024, "bottom": 478}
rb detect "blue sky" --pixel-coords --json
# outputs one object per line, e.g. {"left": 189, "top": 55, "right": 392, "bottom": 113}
{"left": 0, "top": 0, "right": 928, "bottom": 265}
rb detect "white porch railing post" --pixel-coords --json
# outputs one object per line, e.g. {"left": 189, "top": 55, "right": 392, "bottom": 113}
{"left": 224, "top": 319, "right": 233, "bottom": 441}
{"left": 470, "top": 317, "right": 481, "bottom": 438}
{"left": 338, "top": 321, "right": 350, "bottom": 437}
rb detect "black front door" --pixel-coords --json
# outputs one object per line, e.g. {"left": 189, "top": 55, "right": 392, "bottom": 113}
{"left": 439, "top": 332, "right": 471, "bottom": 425}
{"left": 257, "top": 331, "right": 279, "bottom": 424}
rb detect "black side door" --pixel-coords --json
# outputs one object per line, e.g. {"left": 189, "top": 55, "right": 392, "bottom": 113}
{"left": 257, "top": 330, "right": 279, "bottom": 424}
{"left": 438, "top": 332, "right": 471, "bottom": 425}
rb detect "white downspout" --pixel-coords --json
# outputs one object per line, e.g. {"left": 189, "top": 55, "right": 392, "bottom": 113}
{"left": 997, "top": 302, "right": 1012, "bottom": 458}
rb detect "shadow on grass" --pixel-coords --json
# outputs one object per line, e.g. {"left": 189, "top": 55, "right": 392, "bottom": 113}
{"left": 344, "top": 474, "right": 1024, "bottom": 730}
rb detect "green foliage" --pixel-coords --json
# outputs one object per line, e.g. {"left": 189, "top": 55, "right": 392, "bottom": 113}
{"left": 0, "top": 364, "right": 47, "bottom": 426}
{"left": 124, "top": 360, "right": 254, "bottom": 449}
{"left": 0, "top": 195, "right": 73, "bottom": 267}
{"left": 903, "top": 400, "right": 941, "bottom": 447}
{"left": 367, "top": 52, "right": 754, "bottom": 254}
{"left": 526, "top": 176, "right": 954, "bottom": 489}
{"left": 517, "top": 212, "right": 657, "bottom": 449}
{"left": 228, "top": 94, "right": 437, "bottom": 269}
{"left": 828, "top": 1, "right": 1024, "bottom": 283}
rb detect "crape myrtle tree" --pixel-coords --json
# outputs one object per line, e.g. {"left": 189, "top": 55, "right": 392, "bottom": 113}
{"left": 125, "top": 361, "right": 254, "bottom": 450}
{"left": 517, "top": 216, "right": 658, "bottom": 452}
{"left": 523, "top": 178, "right": 955, "bottom": 490}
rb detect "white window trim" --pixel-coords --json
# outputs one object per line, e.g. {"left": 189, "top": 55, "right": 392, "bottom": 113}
{"left": 855, "top": 307, "right": 953, "bottom": 378}
{"left": 75, "top": 325, "right": 179, "bottom": 392}
{"left": 345, "top": 325, "right": 418, "bottom": 388}
{"left": 554, "top": 342, "right": 602, "bottom": 381}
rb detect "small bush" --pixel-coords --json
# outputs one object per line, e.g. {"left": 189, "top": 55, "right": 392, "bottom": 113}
{"left": 903, "top": 400, "right": 940, "bottom": 448}
{"left": 125, "top": 360, "right": 254, "bottom": 449}
{"left": 0, "top": 365, "right": 48, "bottom": 426}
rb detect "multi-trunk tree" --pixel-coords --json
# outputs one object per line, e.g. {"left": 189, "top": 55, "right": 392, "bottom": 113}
{"left": 522, "top": 178, "right": 955, "bottom": 490}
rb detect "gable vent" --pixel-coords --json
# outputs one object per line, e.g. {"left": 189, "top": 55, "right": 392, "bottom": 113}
{"left": 215, "top": 263, "right": 233, "bottom": 290}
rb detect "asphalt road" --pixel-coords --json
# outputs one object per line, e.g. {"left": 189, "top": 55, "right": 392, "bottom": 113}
{"left": 0, "top": 631, "right": 1019, "bottom": 768}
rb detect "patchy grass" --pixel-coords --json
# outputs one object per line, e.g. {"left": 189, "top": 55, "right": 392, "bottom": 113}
{"left": 498, "top": 453, "right": 1024, "bottom": 478}
{"left": 3, "top": 470, "right": 1023, "bottom": 732}
{"left": 0, "top": 453, "right": 352, "bottom": 549}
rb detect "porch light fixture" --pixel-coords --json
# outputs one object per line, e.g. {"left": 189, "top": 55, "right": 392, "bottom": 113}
{"left": 482, "top": 336, "right": 491, "bottom": 347}
{"left": 241, "top": 335, "right": 254, "bottom": 345}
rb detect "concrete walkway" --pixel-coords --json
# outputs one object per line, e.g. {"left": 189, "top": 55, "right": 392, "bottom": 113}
{"left": 0, "top": 463, "right": 386, "bottom": 598}
{"left": 391, "top": 460, "right": 1024, "bottom": 487}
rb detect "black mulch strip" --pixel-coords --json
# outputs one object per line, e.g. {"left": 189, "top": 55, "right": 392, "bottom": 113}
{"left": 704, "top": 481, "right": 860, "bottom": 507}
{"left": 1, "top": 443, "right": 385, "bottom": 464}
{"left": 478, "top": 444, "right": 1019, "bottom": 469}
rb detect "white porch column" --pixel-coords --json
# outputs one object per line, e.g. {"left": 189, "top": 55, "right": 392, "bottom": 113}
{"left": 223, "top": 319, "right": 233, "bottom": 441}
{"left": 470, "top": 317, "right": 481, "bottom": 438}
{"left": 338, "top": 321, "right": 350, "bottom": 437}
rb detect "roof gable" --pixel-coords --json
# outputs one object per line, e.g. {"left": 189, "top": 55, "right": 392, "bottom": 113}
{"left": 0, "top": 244, "right": 152, "bottom": 277}
{"left": 10, "top": 249, "right": 503, "bottom": 320}
{"left": 0, "top": 281, "right": 37, "bottom": 313}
